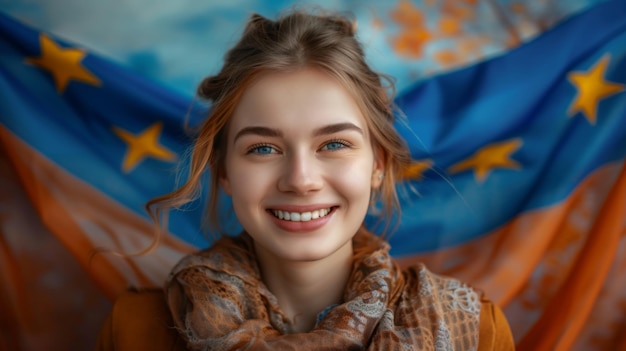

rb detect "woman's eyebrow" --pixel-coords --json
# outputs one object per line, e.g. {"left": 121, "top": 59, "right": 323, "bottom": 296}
{"left": 234, "top": 126, "right": 282, "bottom": 142}
{"left": 313, "top": 122, "right": 363, "bottom": 137}
{"left": 233, "top": 122, "right": 363, "bottom": 142}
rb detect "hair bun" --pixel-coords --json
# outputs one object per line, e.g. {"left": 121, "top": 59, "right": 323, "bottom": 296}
{"left": 247, "top": 14, "right": 269, "bottom": 29}
{"left": 196, "top": 75, "right": 223, "bottom": 101}
{"left": 326, "top": 14, "right": 356, "bottom": 36}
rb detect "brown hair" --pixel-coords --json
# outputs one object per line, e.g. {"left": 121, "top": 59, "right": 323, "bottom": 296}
{"left": 147, "top": 10, "right": 412, "bottom": 237}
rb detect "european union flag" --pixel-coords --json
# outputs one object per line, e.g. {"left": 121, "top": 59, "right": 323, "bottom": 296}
{"left": 1, "top": 0, "right": 625, "bottom": 350}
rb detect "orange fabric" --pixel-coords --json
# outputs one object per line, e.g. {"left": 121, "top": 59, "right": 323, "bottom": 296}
{"left": 0, "top": 126, "right": 194, "bottom": 301}
{"left": 517, "top": 160, "right": 626, "bottom": 351}
{"left": 478, "top": 300, "right": 515, "bottom": 350}
{"left": 96, "top": 289, "right": 512, "bottom": 351}
{"left": 95, "top": 290, "right": 187, "bottom": 351}
{"left": 0, "top": 141, "right": 112, "bottom": 351}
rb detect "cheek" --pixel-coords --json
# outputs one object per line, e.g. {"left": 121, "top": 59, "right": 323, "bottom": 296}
{"left": 330, "top": 159, "right": 375, "bottom": 202}
{"left": 224, "top": 158, "right": 274, "bottom": 201}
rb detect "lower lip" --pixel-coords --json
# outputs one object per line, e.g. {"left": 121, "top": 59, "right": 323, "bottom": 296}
{"left": 268, "top": 208, "right": 335, "bottom": 232}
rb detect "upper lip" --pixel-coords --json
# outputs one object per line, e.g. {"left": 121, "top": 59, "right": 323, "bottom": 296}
{"left": 266, "top": 204, "right": 337, "bottom": 212}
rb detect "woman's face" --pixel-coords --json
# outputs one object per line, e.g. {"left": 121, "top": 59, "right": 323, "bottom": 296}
{"left": 221, "top": 67, "right": 383, "bottom": 263}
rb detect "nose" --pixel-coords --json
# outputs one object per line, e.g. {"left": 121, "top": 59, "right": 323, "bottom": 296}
{"left": 277, "top": 151, "right": 323, "bottom": 195}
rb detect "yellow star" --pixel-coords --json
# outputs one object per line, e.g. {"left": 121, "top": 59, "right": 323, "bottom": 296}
{"left": 113, "top": 122, "right": 177, "bottom": 173}
{"left": 25, "top": 34, "right": 100, "bottom": 93}
{"left": 400, "top": 159, "right": 433, "bottom": 180}
{"left": 567, "top": 54, "right": 624, "bottom": 124}
{"left": 448, "top": 139, "right": 522, "bottom": 183}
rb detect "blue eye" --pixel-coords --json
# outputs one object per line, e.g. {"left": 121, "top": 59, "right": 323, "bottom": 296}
{"left": 249, "top": 145, "right": 276, "bottom": 155}
{"left": 321, "top": 141, "right": 348, "bottom": 151}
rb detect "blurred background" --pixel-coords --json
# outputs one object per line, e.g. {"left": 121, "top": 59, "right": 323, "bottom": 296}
{"left": 1, "top": 0, "right": 605, "bottom": 96}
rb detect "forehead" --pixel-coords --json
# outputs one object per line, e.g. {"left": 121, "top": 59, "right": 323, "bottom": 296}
{"left": 229, "top": 67, "right": 368, "bottom": 134}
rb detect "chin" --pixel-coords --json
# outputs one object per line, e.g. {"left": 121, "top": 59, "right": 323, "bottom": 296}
{"left": 282, "top": 250, "right": 334, "bottom": 263}
{"left": 275, "top": 238, "right": 352, "bottom": 263}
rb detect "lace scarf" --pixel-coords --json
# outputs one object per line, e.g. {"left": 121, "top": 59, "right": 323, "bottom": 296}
{"left": 166, "top": 231, "right": 482, "bottom": 350}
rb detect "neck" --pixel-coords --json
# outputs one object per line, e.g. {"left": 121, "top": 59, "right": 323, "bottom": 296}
{"left": 255, "top": 241, "right": 353, "bottom": 333}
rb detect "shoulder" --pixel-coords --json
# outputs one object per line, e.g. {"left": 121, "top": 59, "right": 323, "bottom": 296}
{"left": 169, "top": 234, "right": 255, "bottom": 276}
{"left": 401, "top": 263, "right": 482, "bottom": 314}
{"left": 167, "top": 234, "right": 257, "bottom": 290}
{"left": 396, "top": 264, "right": 514, "bottom": 350}
{"left": 164, "top": 234, "right": 268, "bottom": 340}
{"left": 94, "top": 289, "right": 187, "bottom": 351}
{"left": 477, "top": 299, "right": 515, "bottom": 350}
{"left": 165, "top": 234, "right": 255, "bottom": 311}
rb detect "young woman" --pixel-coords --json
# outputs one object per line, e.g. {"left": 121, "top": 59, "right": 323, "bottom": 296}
{"left": 97, "top": 9, "right": 514, "bottom": 351}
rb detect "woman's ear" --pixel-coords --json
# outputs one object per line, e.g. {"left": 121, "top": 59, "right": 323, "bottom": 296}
{"left": 371, "top": 149, "right": 385, "bottom": 189}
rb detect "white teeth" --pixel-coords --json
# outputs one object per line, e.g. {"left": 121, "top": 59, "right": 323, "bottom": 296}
{"left": 272, "top": 208, "right": 332, "bottom": 222}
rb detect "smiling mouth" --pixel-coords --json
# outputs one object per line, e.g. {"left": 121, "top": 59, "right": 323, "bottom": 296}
{"left": 270, "top": 207, "right": 336, "bottom": 222}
